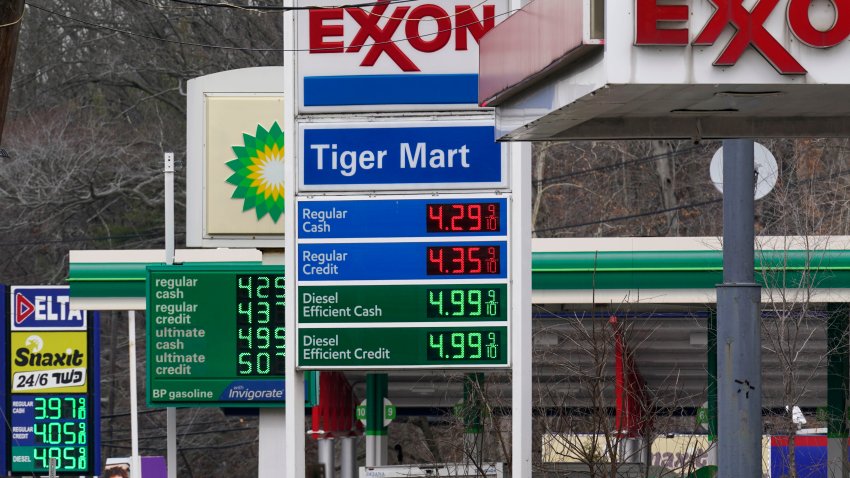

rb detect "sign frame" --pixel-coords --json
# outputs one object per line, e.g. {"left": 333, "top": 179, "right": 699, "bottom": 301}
{"left": 185, "top": 67, "right": 287, "bottom": 249}
{"left": 298, "top": 118, "right": 509, "bottom": 192}
{"left": 295, "top": 0, "right": 510, "bottom": 114}
{"left": 5, "top": 286, "right": 101, "bottom": 476}
{"left": 295, "top": 193, "right": 512, "bottom": 371}
{"left": 145, "top": 264, "right": 318, "bottom": 408}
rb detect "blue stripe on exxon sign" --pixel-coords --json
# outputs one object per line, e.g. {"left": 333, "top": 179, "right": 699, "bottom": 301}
{"left": 303, "top": 74, "right": 479, "bottom": 106}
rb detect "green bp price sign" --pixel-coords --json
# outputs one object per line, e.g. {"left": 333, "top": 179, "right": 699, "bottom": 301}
{"left": 146, "top": 265, "right": 316, "bottom": 407}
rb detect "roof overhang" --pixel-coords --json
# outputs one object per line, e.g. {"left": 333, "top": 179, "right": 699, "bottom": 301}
{"left": 480, "top": 0, "right": 850, "bottom": 140}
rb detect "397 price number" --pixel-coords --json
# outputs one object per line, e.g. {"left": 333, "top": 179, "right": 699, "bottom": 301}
{"left": 426, "top": 245, "right": 501, "bottom": 275}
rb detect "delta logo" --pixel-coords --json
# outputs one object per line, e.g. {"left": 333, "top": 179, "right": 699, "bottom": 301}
{"left": 12, "top": 288, "right": 86, "bottom": 330}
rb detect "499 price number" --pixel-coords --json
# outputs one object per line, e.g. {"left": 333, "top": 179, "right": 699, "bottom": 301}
{"left": 425, "top": 329, "right": 505, "bottom": 363}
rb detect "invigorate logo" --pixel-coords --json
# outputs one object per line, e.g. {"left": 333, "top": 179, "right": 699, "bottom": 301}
{"left": 219, "top": 381, "right": 284, "bottom": 401}
{"left": 635, "top": 0, "right": 850, "bottom": 74}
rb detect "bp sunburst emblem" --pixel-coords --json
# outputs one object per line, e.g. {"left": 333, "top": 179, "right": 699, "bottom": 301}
{"left": 226, "top": 122, "right": 285, "bottom": 222}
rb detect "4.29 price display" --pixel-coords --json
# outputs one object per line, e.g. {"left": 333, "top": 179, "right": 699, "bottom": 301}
{"left": 426, "top": 202, "right": 500, "bottom": 233}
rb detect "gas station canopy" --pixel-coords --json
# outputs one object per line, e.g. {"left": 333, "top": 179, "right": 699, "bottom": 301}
{"left": 479, "top": 0, "right": 850, "bottom": 140}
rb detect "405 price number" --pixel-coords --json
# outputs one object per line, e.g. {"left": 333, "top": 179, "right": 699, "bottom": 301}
{"left": 426, "top": 330, "right": 504, "bottom": 362}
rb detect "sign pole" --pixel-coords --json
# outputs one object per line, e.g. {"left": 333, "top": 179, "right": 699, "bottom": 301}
{"left": 128, "top": 310, "right": 142, "bottom": 477}
{"left": 510, "top": 141, "right": 532, "bottom": 477}
{"left": 716, "top": 139, "right": 761, "bottom": 477}
{"left": 284, "top": 2, "right": 305, "bottom": 477}
{"left": 164, "top": 152, "right": 178, "bottom": 478}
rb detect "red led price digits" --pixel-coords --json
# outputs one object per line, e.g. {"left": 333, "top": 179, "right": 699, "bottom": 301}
{"left": 426, "top": 246, "right": 501, "bottom": 275}
{"left": 426, "top": 203, "right": 500, "bottom": 233}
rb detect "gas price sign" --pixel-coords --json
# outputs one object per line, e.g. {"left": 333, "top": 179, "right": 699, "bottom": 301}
{"left": 5, "top": 285, "right": 100, "bottom": 476}
{"left": 146, "top": 265, "right": 317, "bottom": 407}
{"left": 296, "top": 195, "right": 510, "bottom": 369}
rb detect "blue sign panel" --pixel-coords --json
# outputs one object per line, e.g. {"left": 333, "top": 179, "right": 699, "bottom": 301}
{"left": 299, "top": 197, "right": 509, "bottom": 239}
{"left": 1, "top": 284, "right": 5, "bottom": 475}
{"left": 300, "top": 123, "right": 504, "bottom": 190}
{"left": 298, "top": 241, "right": 507, "bottom": 281}
{"left": 10, "top": 286, "right": 87, "bottom": 330}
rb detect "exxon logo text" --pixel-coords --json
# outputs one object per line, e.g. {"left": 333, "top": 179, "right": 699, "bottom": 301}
{"left": 15, "top": 293, "right": 85, "bottom": 325}
{"left": 309, "top": 1, "right": 496, "bottom": 72}
{"left": 635, "top": 0, "right": 850, "bottom": 75}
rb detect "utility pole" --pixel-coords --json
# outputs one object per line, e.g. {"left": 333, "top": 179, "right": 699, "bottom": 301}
{"left": 0, "top": 0, "right": 25, "bottom": 145}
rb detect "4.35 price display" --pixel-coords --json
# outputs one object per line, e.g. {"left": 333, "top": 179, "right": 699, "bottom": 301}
{"left": 426, "top": 202, "right": 501, "bottom": 233}
{"left": 426, "top": 245, "right": 501, "bottom": 275}
{"left": 426, "top": 330, "right": 504, "bottom": 362}
{"left": 236, "top": 274, "right": 285, "bottom": 376}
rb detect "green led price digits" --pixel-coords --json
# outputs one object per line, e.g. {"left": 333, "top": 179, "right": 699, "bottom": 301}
{"left": 426, "top": 330, "right": 501, "bottom": 361}
{"left": 426, "top": 287, "right": 500, "bottom": 318}
{"left": 236, "top": 274, "right": 285, "bottom": 376}
{"left": 33, "top": 447, "right": 87, "bottom": 471}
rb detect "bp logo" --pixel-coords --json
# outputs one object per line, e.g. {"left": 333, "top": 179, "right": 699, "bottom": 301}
{"left": 226, "top": 122, "right": 285, "bottom": 222}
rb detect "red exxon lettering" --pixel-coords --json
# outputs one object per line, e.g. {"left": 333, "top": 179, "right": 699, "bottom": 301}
{"left": 308, "top": 2, "right": 497, "bottom": 72}
{"left": 693, "top": 0, "right": 806, "bottom": 74}
{"left": 788, "top": 0, "right": 850, "bottom": 48}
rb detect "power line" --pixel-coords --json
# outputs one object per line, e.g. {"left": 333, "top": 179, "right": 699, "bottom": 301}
{"left": 533, "top": 199, "right": 722, "bottom": 234}
{"left": 0, "top": 229, "right": 184, "bottom": 247}
{"left": 534, "top": 144, "right": 704, "bottom": 186}
{"left": 26, "top": 2, "right": 516, "bottom": 52}
{"left": 168, "top": 0, "right": 425, "bottom": 12}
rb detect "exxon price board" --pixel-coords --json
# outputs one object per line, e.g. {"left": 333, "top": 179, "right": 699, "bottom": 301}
{"left": 296, "top": 0, "right": 509, "bottom": 112}
{"left": 299, "top": 120, "right": 506, "bottom": 192}
{"left": 296, "top": 195, "right": 510, "bottom": 370}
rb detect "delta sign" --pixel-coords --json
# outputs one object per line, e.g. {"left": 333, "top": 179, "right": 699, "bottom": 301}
{"left": 479, "top": 0, "right": 850, "bottom": 140}
{"left": 296, "top": 0, "right": 509, "bottom": 112}
{"left": 11, "top": 286, "right": 87, "bottom": 331}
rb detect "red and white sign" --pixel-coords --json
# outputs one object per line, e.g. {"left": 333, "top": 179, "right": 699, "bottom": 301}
{"left": 296, "top": 0, "right": 509, "bottom": 112}
{"left": 635, "top": 0, "right": 850, "bottom": 75}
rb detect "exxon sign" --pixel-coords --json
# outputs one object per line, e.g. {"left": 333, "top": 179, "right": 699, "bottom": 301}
{"left": 297, "top": 0, "right": 508, "bottom": 111}
{"left": 635, "top": 0, "right": 850, "bottom": 75}
{"left": 11, "top": 286, "right": 87, "bottom": 331}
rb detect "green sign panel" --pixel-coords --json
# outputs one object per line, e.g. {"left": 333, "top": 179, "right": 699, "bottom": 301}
{"left": 299, "top": 284, "right": 508, "bottom": 323}
{"left": 299, "top": 326, "right": 508, "bottom": 368}
{"left": 146, "top": 265, "right": 316, "bottom": 407}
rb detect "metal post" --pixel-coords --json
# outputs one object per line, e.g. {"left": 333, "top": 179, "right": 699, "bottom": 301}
{"left": 318, "top": 438, "right": 335, "bottom": 478}
{"left": 827, "top": 303, "right": 849, "bottom": 478}
{"left": 128, "top": 311, "right": 142, "bottom": 478}
{"left": 164, "top": 152, "right": 177, "bottom": 478}
{"left": 511, "top": 138, "right": 533, "bottom": 477}
{"left": 366, "top": 374, "right": 388, "bottom": 467}
{"left": 706, "top": 309, "right": 717, "bottom": 466}
{"left": 284, "top": 1, "right": 306, "bottom": 477}
{"left": 261, "top": 251, "right": 287, "bottom": 476}
{"left": 340, "top": 436, "right": 357, "bottom": 478}
{"left": 717, "top": 139, "right": 762, "bottom": 478}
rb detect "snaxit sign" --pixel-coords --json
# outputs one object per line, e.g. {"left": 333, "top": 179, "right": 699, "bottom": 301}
{"left": 296, "top": 0, "right": 508, "bottom": 111}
